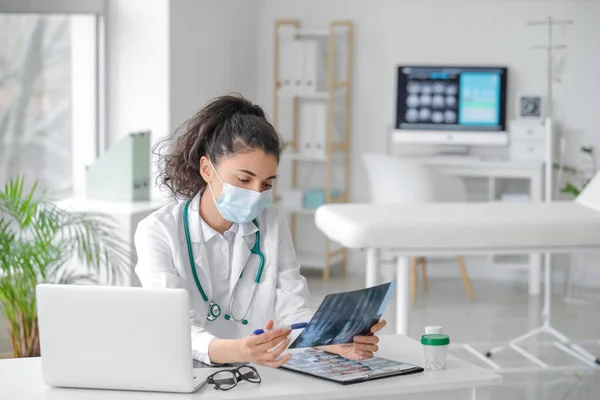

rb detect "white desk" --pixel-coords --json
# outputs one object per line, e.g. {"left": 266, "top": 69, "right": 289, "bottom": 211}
{"left": 0, "top": 335, "right": 501, "bottom": 400}
{"left": 410, "top": 156, "right": 544, "bottom": 296}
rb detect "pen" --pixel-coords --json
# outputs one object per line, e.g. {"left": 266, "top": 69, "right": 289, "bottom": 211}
{"left": 253, "top": 322, "right": 307, "bottom": 335}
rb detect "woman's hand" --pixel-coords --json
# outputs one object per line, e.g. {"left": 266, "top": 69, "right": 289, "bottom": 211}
{"left": 237, "top": 320, "right": 292, "bottom": 368}
{"left": 321, "top": 320, "right": 387, "bottom": 360}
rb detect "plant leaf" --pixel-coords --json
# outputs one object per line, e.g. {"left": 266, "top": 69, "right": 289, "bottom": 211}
{"left": 581, "top": 146, "right": 594, "bottom": 154}
{"left": 561, "top": 183, "right": 581, "bottom": 197}
{"left": 0, "top": 176, "right": 133, "bottom": 336}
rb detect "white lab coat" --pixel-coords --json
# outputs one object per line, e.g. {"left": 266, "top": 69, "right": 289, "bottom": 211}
{"left": 134, "top": 193, "right": 314, "bottom": 364}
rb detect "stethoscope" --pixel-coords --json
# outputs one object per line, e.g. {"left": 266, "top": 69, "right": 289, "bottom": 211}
{"left": 183, "top": 199, "right": 264, "bottom": 325}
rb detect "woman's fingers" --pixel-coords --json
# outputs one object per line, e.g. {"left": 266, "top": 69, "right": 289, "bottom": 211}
{"left": 352, "top": 342, "right": 379, "bottom": 353}
{"left": 260, "top": 353, "right": 292, "bottom": 368}
{"left": 248, "top": 327, "right": 290, "bottom": 347}
{"left": 256, "top": 330, "right": 291, "bottom": 353}
{"left": 352, "top": 334, "right": 380, "bottom": 354}
{"left": 353, "top": 335, "right": 379, "bottom": 345}
{"left": 263, "top": 320, "right": 275, "bottom": 330}
{"left": 351, "top": 349, "right": 372, "bottom": 359}
{"left": 370, "top": 320, "right": 387, "bottom": 333}
{"left": 260, "top": 338, "right": 290, "bottom": 361}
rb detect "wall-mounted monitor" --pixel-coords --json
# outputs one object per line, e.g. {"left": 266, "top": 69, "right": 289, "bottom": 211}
{"left": 394, "top": 65, "right": 508, "bottom": 146}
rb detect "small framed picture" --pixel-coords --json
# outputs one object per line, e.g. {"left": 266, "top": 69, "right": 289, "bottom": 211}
{"left": 519, "top": 96, "right": 543, "bottom": 119}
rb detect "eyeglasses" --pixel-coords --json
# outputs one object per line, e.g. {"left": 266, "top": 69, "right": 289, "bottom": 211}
{"left": 206, "top": 365, "right": 261, "bottom": 391}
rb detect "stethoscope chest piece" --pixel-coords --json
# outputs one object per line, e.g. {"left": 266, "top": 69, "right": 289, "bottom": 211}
{"left": 207, "top": 301, "right": 221, "bottom": 321}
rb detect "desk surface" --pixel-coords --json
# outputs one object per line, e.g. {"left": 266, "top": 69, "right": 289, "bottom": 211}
{"left": 1, "top": 335, "right": 500, "bottom": 400}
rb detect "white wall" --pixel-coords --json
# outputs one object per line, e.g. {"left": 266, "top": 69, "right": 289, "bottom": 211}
{"left": 169, "top": 0, "right": 260, "bottom": 133}
{"left": 106, "top": 0, "right": 259, "bottom": 168}
{"left": 106, "top": 0, "right": 170, "bottom": 148}
{"left": 256, "top": 0, "right": 600, "bottom": 202}
{"left": 255, "top": 0, "right": 600, "bottom": 278}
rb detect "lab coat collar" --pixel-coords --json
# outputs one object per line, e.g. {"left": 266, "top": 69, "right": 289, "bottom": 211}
{"left": 185, "top": 192, "right": 258, "bottom": 243}
{"left": 185, "top": 193, "right": 204, "bottom": 243}
{"left": 237, "top": 219, "right": 259, "bottom": 237}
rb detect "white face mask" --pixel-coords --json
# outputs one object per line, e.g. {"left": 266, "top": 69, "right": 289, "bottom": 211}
{"left": 207, "top": 160, "right": 272, "bottom": 224}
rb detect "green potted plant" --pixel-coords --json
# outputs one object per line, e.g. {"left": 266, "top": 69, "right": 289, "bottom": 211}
{"left": 555, "top": 146, "right": 596, "bottom": 197}
{"left": 0, "top": 176, "right": 131, "bottom": 358}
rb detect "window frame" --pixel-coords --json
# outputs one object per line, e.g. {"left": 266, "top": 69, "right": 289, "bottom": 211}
{"left": 0, "top": 0, "right": 106, "bottom": 196}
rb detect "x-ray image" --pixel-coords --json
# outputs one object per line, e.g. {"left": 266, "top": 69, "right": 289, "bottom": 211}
{"left": 446, "top": 95, "right": 457, "bottom": 108}
{"left": 406, "top": 94, "right": 419, "bottom": 108}
{"left": 419, "top": 108, "right": 431, "bottom": 121}
{"left": 288, "top": 282, "right": 395, "bottom": 349}
{"left": 431, "top": 111, "right": 444, "bottom": 124}
{"left": 396, "top": 66, "right": 506, "bottom": 131}
{"left": 407, "top": 81, "right": 421, "bottom": 94}
{"left": 445, "top": 110, "right": 457, "bottom": 123}
{"left": 406, "top": 109, "right": 419, "bottom": 122}
{"left": 432, "top": 95, "right": 445, "bottom": 108}
{"left": 446, "top": 84, "right": 458, "bottom": 96}
{"left": 433, "top": 82, "right": 446, "bottom": 94}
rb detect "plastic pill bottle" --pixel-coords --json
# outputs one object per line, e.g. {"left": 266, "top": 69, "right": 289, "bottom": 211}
{"left": 421, "top": 326, "right": 450, "bottom": 371}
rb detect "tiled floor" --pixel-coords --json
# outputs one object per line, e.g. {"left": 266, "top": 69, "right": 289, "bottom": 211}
{"left": 304, "top": 272, "right": 600, "bottom": 400}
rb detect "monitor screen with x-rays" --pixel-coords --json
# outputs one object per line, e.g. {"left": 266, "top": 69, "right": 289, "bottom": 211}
{"left": 394, "top": 66, "right": 508, "bottom": 146}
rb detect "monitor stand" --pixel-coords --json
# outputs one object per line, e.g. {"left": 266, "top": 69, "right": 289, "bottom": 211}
{"left": 435, "top": 145, "right": 471, "bottom": 156}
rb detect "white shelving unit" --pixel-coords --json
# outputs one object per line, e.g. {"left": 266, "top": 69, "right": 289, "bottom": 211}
{"left": 273, "top": 19, "right": 354, "bottom": 281}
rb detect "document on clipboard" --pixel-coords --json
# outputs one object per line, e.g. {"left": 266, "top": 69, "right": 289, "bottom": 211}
{"left": 280, "top": 348, "right": 423, "bottom": 384}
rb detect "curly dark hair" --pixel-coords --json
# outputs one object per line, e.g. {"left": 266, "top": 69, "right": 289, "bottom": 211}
{"left": 154, "top": 94, "right": 284, "bottom": 199}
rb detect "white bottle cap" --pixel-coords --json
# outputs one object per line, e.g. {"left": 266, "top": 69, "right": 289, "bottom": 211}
{"left": 425, "top": 326, "right": 444, "bottom": 335}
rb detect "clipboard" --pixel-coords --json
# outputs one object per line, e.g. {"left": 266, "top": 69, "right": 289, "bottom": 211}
{"left": 280, "top": 349, "right": 423, "bottom": 385}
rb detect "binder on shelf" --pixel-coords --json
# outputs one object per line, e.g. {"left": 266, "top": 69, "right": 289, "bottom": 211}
{"left": 313, "top": 103, "right": 327, "bottom": 159}
{"left": 316, "top": 40, "right": 328, "bottom": 93}
{"left": 302, "top": 40, "right": 318, "bottom": 94}
{"left": 278, "top": 28, "right": 292, "bottom": 94}
{"left": 299, "top": 102, "right": 315, "bottom": 157}
{"left": 290, "top": 40, "right": 304, "bottom": 94}
{"left": 280, "top": 38, "right": 303, "bottom": 96}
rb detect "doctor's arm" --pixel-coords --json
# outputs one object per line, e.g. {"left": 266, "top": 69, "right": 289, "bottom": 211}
{"left": 134, "top": 217, "right": 291, "bottom": 367}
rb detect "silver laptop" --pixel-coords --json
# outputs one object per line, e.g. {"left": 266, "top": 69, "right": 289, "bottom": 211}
{"left": 37, "top": 284, "right": 209, "bottom": 393}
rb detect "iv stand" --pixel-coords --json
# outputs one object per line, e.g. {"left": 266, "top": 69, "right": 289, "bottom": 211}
{"left": 530, "top": 16, "right": 572, "bottom": 121}
{"left": 485, "top": 17, "right": 599, "bottom": 369}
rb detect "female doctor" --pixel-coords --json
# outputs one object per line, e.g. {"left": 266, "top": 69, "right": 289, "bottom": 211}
{"left": 134, "top": 95, "right": 386, "bottom": 368}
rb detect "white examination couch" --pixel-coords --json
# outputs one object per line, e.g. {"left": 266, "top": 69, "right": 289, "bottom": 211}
{"left": 315, "top": 172, "right": 600, "bottom": 371}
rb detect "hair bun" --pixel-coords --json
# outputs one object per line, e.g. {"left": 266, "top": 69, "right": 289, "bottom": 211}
{"left": 220, "top": 94, "right": 265, "bottom": 118}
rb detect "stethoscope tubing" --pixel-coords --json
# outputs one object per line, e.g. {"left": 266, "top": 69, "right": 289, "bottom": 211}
{"left": 183, "top": 198, "right": 264, "bottom": 323}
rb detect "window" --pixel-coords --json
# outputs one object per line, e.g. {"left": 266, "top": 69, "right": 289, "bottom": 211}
{"left": 0, "top": 2, "right": 103, "bottom": 199}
